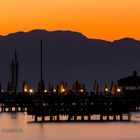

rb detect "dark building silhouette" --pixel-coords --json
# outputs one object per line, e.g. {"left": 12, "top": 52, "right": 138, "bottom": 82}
{"left": 118, "top": 71, "right": 140, "bottom": 89}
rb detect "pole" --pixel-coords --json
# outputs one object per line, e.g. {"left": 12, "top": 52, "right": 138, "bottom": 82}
{"left": 40, "top": 40, "right": 43, "bottom": 83}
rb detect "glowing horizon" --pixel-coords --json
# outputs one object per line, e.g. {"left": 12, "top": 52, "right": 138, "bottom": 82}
{"left": 0, "top": 0, "right": 140, "bottom": 41}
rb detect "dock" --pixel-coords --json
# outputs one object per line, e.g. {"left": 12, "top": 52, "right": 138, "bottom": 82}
{"left": 0, "top": 90, "right": 139, "bottom": 122}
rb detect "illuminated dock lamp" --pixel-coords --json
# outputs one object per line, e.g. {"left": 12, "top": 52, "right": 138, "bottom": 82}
{"left": 62, "top": 88, "right": 65, "bottom": 92}
{"left": 59, "top": 82, "right": 67, "bottom": 93}
{"left": 29, "top": 89, "right": 34, "bottom": 93}
{"left": 53, "top": 89, "right": 56, "bottom": 93}
{"left": 104, "top": 85, "right": 109, "bottom": 93}
{"left": 44, "top": 89, "right": 47, "bottom": 93}
{"left": 105, "top": 88, "right": 109, "bottom": 92}
{"left": 1, "top": 90, "right": 4, "bottom": 93}
{"left": 23, "top": 82, "right": 28, "bottom": 93}
{"left": 117, "top": 88, "right": 121, "bottom": 93}
{"left": 80, "top": 89, "right": 84, "bottom": 93}
{"left": 24, "top": 89, "right": 28, "bottom": 92}
{"left": 60, "top": 88, "right": 66, "bottom": 93}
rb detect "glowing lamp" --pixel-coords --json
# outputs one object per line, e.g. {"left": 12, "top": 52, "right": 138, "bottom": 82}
{"left": 62, "top": 88, "right": 65, "bottom": 93}
{"left": 117, "top": 88, "right": 121, "bottom": 93}
{"left": 80, "top": 89, "right": 84, "bottom": 92}
{"left": 24, "top": 89, "right": 28, "bottom": 92}
{"left": 23, "top": 84, "right": 28, "bottom": 92}
{"left": 105, "top": 88, "right": 109, "bottom": 92}
{"left": 44, "top": 89, "right": 47, "bottom": 93}
{"left": 29, "top": 89, "right": 34, "bottom": 93}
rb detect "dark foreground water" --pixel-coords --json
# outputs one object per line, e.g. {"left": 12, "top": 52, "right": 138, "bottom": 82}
{"left": 0, "top": 112, "right": 140, "bottom": 140}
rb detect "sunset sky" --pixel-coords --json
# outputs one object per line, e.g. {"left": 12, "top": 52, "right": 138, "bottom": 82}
{"left": 0, "top": 0, "right": 140, "bottom": 40}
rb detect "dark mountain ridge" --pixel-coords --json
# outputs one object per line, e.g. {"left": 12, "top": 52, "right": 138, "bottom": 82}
{"left": 0, "top": 29, "right": 140, "bottom": 90}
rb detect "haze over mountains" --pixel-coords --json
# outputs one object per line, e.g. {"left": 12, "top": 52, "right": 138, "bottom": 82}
{"left": 0, "top": 29, "right": 140, "bottom": 90}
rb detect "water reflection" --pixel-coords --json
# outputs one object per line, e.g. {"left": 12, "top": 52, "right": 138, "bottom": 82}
{"left": 0, "top": 113, "right": 140, "bottom": 140}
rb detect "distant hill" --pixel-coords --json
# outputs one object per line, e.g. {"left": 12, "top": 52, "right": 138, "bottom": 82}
{"left": 0, "top": 29, "right": 140, "bottom": 90}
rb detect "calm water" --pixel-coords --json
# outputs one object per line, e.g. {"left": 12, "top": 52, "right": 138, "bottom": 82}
{"left": 0, "top": 113, "right": 140, "bottom": 140}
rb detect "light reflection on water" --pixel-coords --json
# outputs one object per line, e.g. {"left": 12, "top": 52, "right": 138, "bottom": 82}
{"left": 0, "top": 112, "right": 140, "bottom": 140}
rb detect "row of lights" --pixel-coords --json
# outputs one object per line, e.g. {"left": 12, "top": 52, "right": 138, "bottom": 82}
{"left": 104, "top": 88, "right": 121, "bottom": 93}
{"left": 24, "top": 88, "right": 34, "bottom": 93}
{"left": 1, "top": 87, "right": 120, "bottom": 94}
{"left": 24, "top": 88, "right": 84, "bottom": 93}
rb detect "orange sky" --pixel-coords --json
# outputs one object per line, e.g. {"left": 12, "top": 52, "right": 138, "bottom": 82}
{"left": 0, "top": 0, "right": 140, "bottom": 41}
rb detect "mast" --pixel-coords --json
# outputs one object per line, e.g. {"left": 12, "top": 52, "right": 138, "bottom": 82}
{"left": 15, "top": 50, "right": 19, "bottom": 93}
{"left": 40, "top": 40, "right": 45, "bottom": 92}
{"left": 40, "top": 40, "right": 43, "bottom": 83}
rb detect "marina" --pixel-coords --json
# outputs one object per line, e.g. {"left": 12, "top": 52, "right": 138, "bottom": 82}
{"left": 0, "top": 41, "right": 140, "bottom": 123}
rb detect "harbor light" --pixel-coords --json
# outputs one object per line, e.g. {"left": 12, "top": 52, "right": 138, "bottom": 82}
{"left": 53, "top": 89, "right": 56, "bottom": 92}
{"left": 105, "top": 88, "right": 109, "bottom": 92}
{"left": 44, "top": 89, "right": 47, "bottom": 93}
{"left": 80, "top": 89, "right": 84, "bottom": 93}
{"left": 29, "top": 89, "right": 34, "bottom": 93}
{"left": 23, "top": 83, "right": 28, "bottom": 92}
{"left": 117, "top": 88, "right": 121, "bottom": 93}
{"left": 62, "top": 88, "right": 65, "bottom": 93}
{"left": 1, "top": 90, "right": 4, "bottom": 92}
{"left": 24, "top": 88, "right": 28, "bottom": 92}
{"left": 24, "top": 89, "right": 28, "bottom": 92}
{"left": 60, "top": 88, "right": 67, "bottom": 94}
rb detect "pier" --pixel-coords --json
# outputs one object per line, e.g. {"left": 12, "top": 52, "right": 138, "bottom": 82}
{"left": 0, "top": 89, "right": 139, "bottom": 122}
{"left": 26, "top": 91, "right": 132, "bottom": 122}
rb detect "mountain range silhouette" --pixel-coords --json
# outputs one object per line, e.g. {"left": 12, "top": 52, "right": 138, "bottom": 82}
{"left": 0, "top": 29, "right": 140, "bottom": 90}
